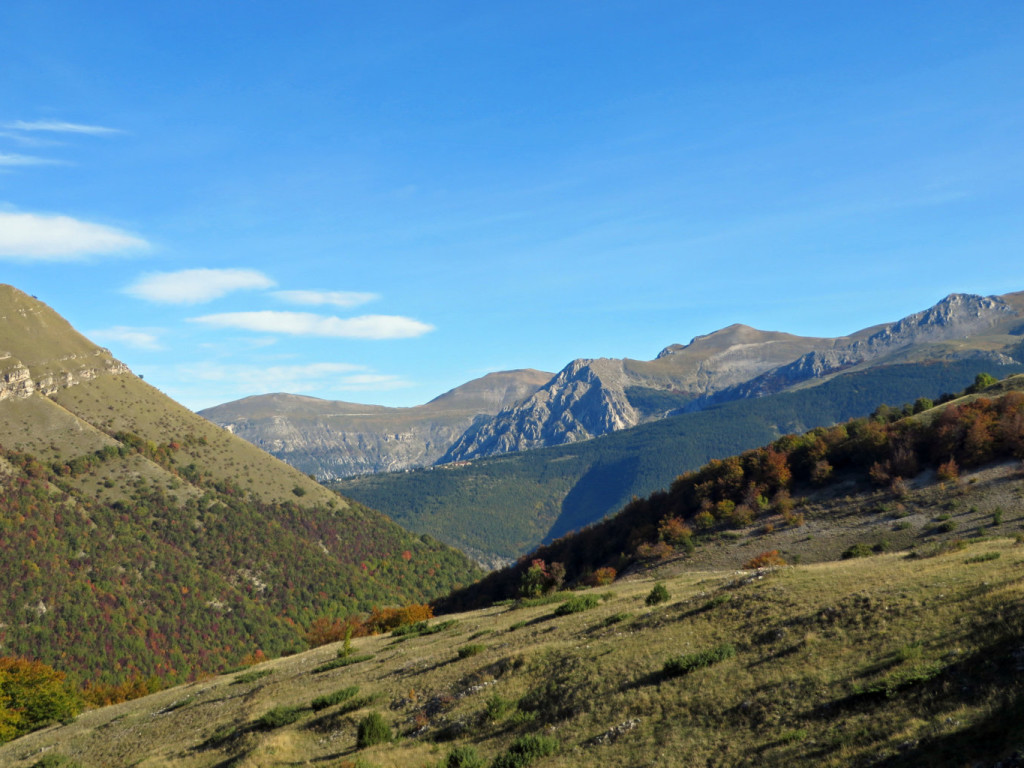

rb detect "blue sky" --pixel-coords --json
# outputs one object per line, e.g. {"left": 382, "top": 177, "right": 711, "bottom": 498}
{"left": 2, "top": 2, "right": 1023, "bottom": 410}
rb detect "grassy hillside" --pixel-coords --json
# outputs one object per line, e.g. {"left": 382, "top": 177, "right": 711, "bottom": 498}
{"left": 5, "top": 368, "right": 1024, "bottom": 764}
{"left": 0, "top": 286, "right": 483, "bottom": 696}
{"left": 335, "top": 360, "right": 1024, "bottom": 563}
{"left": 4, "top": 533, "right": 1023, "bottom": 766}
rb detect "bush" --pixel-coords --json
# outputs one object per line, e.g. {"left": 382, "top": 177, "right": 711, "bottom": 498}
{"left": 554, "top": 594, "right": 599, "bottom": 616}
{"left": 0, "top": 657, "right": 82, "bottom": 744}
{"left": 602, "top": 611, "right": 633, "bottom": 627}
{"left": 312, "top": 653, "right": 373, "bottom": 673}
{"left": 645, "top": 582, "right": 670, "bottom": 606}
{"left": 584, "top": 566, "right": 617, "bottom": 587}
{"left": 663, "top": 643, "right": 736, "bottom": 677}
{"left": 458, "top": 644, "right": 487, "bottom": 659}
{"left": 742, "top": 550, "right": 786, "bottom": 569}
{"left": 446, "top": 744, "right": 485, "bottom": 768}
{"left": 232, "top": 669, "right": 272, "bottom": 685}
{"left": 965, "top": 552, "right": 1001, "bottom": 564}
{"left": 256, "top": 705, "right": 304, "bottom": 729}
{"left": 937, "top": 458, "right": 960, "bottom": 483}
{"left": 484, "top": 693, "right": 514, "bottom": 721}
{"left": 311, "top": 685, "right": 359, "bottom": 711}
{"left": 491, "top": 734, "right": 559, "bottom": 768}
{"left": 356, "top": 711, "right": 392, "bottom": 748}
{"left": 842, "top": 543, "right": 874, "bottom": 559}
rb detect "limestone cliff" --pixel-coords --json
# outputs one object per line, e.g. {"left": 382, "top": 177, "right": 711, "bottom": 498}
{"left": 200, "top": 369, "right": 552, "bottom": 479}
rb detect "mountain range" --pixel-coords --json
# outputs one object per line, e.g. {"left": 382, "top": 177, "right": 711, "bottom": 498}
{"left": 203, "top": 291, "right": 1024, "bottom": 479}
{"left": 202, "top": 291, "right": 1024, "bottom": 563}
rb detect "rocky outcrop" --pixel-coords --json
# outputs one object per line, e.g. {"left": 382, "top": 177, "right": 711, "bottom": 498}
{"left": 0, "top": 286, "right": 131, "bottom": 402}
{"left": 0, "top": 350, "right": 129, "bottom": 401}
{"left": 440, "top": 358, "right": 641, "bottom": 461}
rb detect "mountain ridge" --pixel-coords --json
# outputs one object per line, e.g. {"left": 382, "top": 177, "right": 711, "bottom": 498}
{"left": 441, "top": 291, "right": 1024, "bottom": 462}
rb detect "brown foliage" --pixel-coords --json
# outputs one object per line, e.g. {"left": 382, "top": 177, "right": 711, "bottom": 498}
{"left": 584, "top": 567, "right": 617, "bottom": 587}
{"left": 636, "top": 541, "right": 674, "bottom": 560}
{"left": 742, "top": 550, "right": 786, "bottom": 569}
{"left": 658, "top": 516, "right": 693, "bottom": 545}
{"left": 305, "top": 603, "right": 435, "bottom": 647}
{"left": 937, "top": 457, "right": 960, "bottom": 483}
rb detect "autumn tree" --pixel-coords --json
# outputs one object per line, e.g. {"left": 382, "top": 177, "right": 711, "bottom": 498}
{"left": 0, "top": 656, "right": 81, "bottom": 743}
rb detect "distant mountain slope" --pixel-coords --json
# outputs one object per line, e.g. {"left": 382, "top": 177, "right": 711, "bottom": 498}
{"left": 200, "top": 369, "right": 551, "bottom": 478}
{"left": 0, "top": 285, "right": 481, "bottom": 687}
{"left": 442, "top": 292, "right": 1024, "bottom": 461}
{"left": 336, "top": 359, "right": 1024, "bottom": 563}
{"left": 439, "top": 325, "right": 833, "bottom": 462}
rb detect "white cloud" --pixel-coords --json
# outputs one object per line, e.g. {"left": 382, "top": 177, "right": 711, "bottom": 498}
{"left": 3, "top": 120, "right": 122, "bottom": 136}
{"left": 273, "top": 289, "right": 379, "bottom": 308}
{"left": 125, "top": 268, "right": 276, "bottom": 304}
{"left": 189, "top": 311, "right": 435, "bottom": 339}
{"left": 88, "top": 326, "right": 162, "bottom": 350}
{"left": 178, "top": 361, "right": 412, "bottom": 396}
{"left": 0, "top": 211, "right": 149, "bottom": 260}
{"left": 0, "top": 131, "right": 60, "bottom": 147}
{"left": 0, "top": 153, "right": 60, "bottom": 167}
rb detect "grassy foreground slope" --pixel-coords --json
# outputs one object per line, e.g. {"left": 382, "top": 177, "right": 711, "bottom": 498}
{"left": 3, "top": 534, "right": 1023, "bottom": 767}
{"left": 336, "top": 360, "right": 1024, "bottom": 562}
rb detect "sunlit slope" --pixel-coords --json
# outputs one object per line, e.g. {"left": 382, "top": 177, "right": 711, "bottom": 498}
{"left": 4, "top": 538, "right": 1022, "bottom": 767}
{"left": 0, "top": 284, "right": 483, "bottom": 687}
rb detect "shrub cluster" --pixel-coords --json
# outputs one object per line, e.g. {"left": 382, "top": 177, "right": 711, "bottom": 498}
{"left": 490, "top": 734, "right": 559, "bottom": 768}
{"left": 554, "top": 594, "right": 600, "bottom": 616}
{"left": 663, "top": 643, "right": 736, "bottom": 678}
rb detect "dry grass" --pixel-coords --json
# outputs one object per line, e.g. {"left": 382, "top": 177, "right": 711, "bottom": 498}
{"left": 4, "top": 532, "right": 1023, "bottom": 767}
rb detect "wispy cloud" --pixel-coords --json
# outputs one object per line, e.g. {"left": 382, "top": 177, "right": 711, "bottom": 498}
{"left": 0, "top": 131, "right": 61, "bottom": 147}
{"left": 88, "top": 326, "right": 162, "bottom": 350}
{"left": 189, "top": 310, "right": 435, "bottom": 339}
{"left": 125, "top": 269, "right": 276, "bottom": 304}
{"left": 3, "top": 120, "right": 123, "bottom": 136}
{"left": 0, "top": 211, "right": 149, "bottom": 260}
{"left": 0, "top": 153, "right": 61, "bottom": 167}
{"left": 179, "top": 361, "right": 412, "bottom": 396}
{"left": 273, "top": 289, "right": 380, "bottom": 308}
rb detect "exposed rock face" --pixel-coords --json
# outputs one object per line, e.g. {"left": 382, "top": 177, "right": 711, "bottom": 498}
{"left": 712, "top": 294, "right": 1019, "bottom": 402}
{"left": 0, "top": 286, "right": 130, "bottom": 401}
{"left": 442, "top": 293, "right": 1023, "bottom": 462}
{"left": 440, "top": 327, "right": 834, "bottom": 462}
{"left": 200, "top": 369, "right": 552, "bottom": 479}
